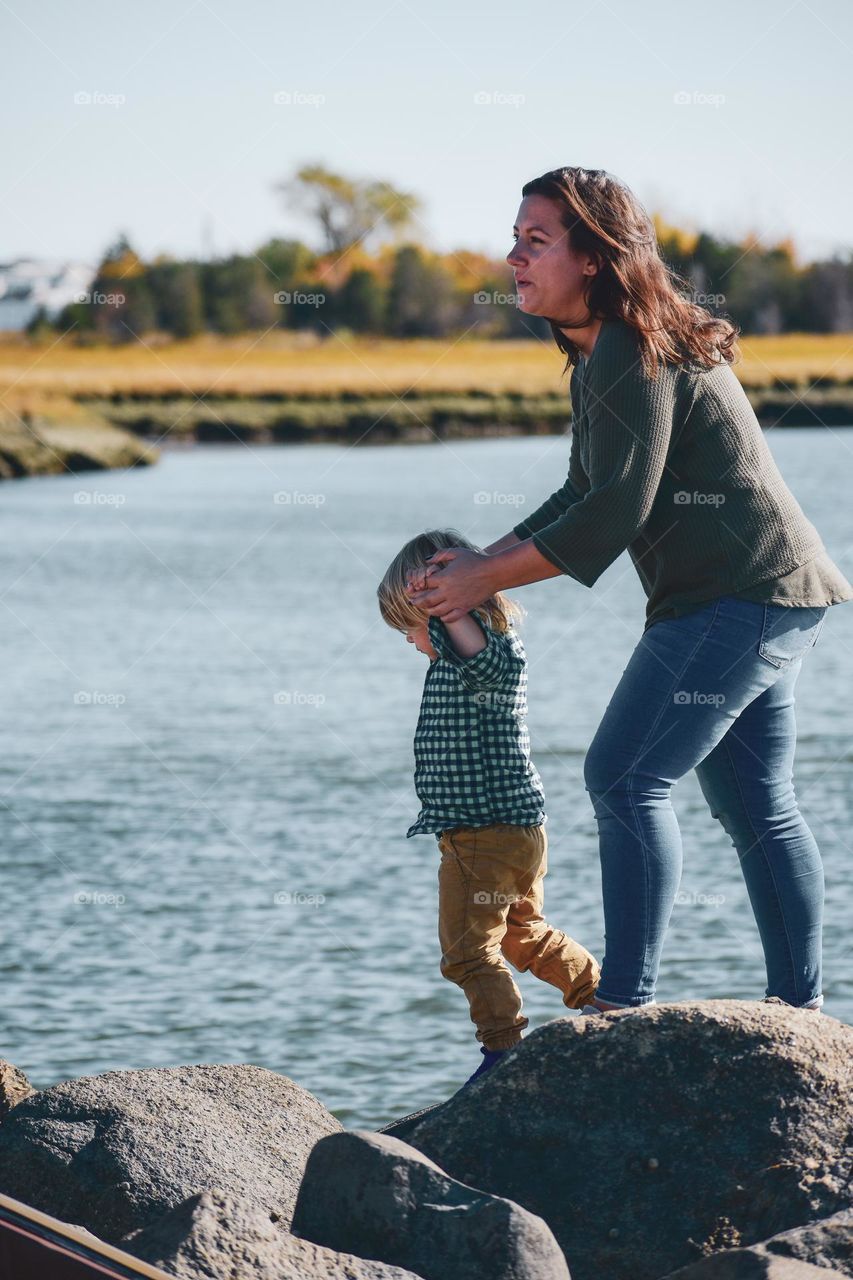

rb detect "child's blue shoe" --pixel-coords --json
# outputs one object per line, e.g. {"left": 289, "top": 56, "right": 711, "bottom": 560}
{"left": 462, "top": 1046, "right": 509, "bottom": 1087}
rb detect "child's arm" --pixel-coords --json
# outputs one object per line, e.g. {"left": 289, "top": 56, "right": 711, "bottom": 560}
{"left": 428, "top": 612, "right": 515, "bottom": 693}
{"left": 440, "top": 614, "right": 487, "bottom": 659}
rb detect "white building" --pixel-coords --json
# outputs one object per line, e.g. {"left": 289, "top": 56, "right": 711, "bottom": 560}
{"left": 0, "top": 259, "right": 96, "bottom": 330}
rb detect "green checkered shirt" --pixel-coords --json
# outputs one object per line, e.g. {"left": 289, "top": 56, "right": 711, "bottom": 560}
{"left": 406, "top": 612, "right": 547, "bottom": 839}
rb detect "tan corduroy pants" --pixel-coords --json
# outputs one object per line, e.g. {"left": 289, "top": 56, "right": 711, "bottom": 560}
{"left": 436, "top": 821, "right": 601, "bottom": 1050}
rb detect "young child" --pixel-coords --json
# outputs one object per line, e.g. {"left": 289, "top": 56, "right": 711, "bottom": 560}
{"left": 377, "top": 529, "right": 601, "bottom": 1086}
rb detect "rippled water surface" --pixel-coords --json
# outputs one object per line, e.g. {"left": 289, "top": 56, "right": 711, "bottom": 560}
{"left": 1, "top": 430, "right": 851, "bottom": 1127}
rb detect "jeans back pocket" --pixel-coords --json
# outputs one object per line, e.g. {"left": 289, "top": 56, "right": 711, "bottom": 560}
{"left": 757, "top": 604, "right": 827, "bottom": 669}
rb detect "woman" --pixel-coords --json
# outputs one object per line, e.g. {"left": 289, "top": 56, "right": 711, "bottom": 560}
{"left": 406, "top": 166, "right": 853, "bottom": 1014}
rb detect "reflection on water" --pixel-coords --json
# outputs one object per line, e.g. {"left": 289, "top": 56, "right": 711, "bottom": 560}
{"left": 0, "top": 429, "right": 850, "bottom": 1127}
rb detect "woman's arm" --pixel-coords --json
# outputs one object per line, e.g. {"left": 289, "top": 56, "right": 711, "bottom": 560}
{"left": 526, "top": 330, "right": 676, "bottom": 586}
{"left": 482, "top": 531, "right": 522, "bottom": 555}
{"left": 408, "top": 539, "right": 564, "bottom": 622}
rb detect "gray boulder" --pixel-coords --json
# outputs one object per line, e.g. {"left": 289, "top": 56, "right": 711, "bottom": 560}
{"left": 662, "top": 1252, "right": 846, "bottom": 1277}
{"left": 122, "top": 1187, "right": 422, "bottom": 1279}
{"left": 664, "top": 1207, "right": 853, "bottom": 1277}
{"left": 292, "top": 1128, "right": 570, "bottom": 1280}
{"left": 0, "top": 1059, "right": 34, "bottom": 1119}
{"left": 384, "top": 1001, "right": 853, "bottom": 1280}
{"left": 0, "top": 1063, "right": 342, "bottom": 1242}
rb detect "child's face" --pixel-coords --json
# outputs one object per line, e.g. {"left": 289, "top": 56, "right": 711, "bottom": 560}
{"left": 405, "top": 620, "right": 438, "bottom": 661}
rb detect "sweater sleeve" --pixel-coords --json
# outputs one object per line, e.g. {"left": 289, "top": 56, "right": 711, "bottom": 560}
{"left": 512, "top": 423, "right": 586, "bottom": 540}
{"left": 530, "top": 339, "right": 676, "bottom": 587}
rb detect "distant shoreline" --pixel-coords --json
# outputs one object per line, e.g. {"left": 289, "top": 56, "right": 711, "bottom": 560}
{"left": 3, "top": 330, "right": 853, "bottom": 478}
{"left": 2, "top": 385, "right": 852, "bottom": 481}
{"left": 85, "top": 385, "right": 853, "bottom": 446}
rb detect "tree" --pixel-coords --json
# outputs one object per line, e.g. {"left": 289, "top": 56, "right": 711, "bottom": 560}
{"left": 147, "top": 261, "right": 205, "bottom": 339}
{"left": 337, "top": 268, "right": 385, "bottom": 333}
{"left": 276, "top": 164, "right": 422, "bottom": 254}
{"left": 201, "top": 256, "right": 279, "bottom": 334}
{"left": 89, "top": 234, "right": 152, "bottom": 342}
{"left": 256, "top": 237, "right": 317, "bottom": 291}
{"left": 385, "top": 245, "right": 457, "bottom": 337}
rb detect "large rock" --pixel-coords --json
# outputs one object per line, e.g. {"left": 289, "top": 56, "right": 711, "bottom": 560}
{"left": 0, "top": 1059, "right": 35, "bottom": 1119}
{"left": 662, "top": 1253, "right": 846, "bottom": 1277}
{"left": 384, "top": 1001, "right": 853, "bottom": 1280}
{"left": 292, "top": 1129, "right": 569, "bottom": 1280}
{"left": 121, "top": 1187, "right": 422, "bottom": 1279}
{"left": 664, "top": 1207, "right": 853, "bottom": 1277}
{"left": 0, "top": 1064, "right": 342, "bottom": 1242}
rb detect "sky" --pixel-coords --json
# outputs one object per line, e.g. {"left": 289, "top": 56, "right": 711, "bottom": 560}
{"left": 2, "top": 0, "right": 852, "bottom": 269}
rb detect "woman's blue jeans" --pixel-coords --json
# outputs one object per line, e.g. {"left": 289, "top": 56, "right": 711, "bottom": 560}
{"left": 583, "top": 594, "right": 828, "bottom": 1009}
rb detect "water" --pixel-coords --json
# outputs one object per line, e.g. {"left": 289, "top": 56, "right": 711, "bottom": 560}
{"left": 1, "top": 430, "right": 851, "bottom": 1128}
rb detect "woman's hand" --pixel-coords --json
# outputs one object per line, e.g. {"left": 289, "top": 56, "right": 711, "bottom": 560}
{"left": 404, "top": 547, "right": 499, "bottom": 622}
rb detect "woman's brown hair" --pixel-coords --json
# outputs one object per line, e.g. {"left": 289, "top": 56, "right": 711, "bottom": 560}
{"left": 522, "top": 166, "right": 740, "bottom": 378}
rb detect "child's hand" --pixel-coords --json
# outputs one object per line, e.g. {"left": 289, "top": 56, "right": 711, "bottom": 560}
{"left": 405, "top": 563, "right": 440, "bottom": 595}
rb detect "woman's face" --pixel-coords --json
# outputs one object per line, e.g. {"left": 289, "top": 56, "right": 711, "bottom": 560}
{"left": 506, "top": 194, "right": 599, "bottom": 324}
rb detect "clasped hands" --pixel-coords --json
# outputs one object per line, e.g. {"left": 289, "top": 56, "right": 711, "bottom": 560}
{"left": 404, "top": 546, "right": 498, "bottom": 623}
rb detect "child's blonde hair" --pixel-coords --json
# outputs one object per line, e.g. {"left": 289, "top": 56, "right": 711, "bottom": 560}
{"left": 377, "top": 528, "right": 525, "bottom": 635}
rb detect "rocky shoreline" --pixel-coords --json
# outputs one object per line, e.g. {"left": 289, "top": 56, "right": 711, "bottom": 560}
{"left": 3, "top": 380, "right": 852, "bottom": 480}
{"left": 0, "top": 406, "right": 157, "bottom": 480}
{"left": 1, "top": 1000, "right": 851, "bottom": 1279}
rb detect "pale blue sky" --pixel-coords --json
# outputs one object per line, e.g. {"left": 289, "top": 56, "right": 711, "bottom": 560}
{"left": 2, "top": 0, "right": 851, "bottom": 266}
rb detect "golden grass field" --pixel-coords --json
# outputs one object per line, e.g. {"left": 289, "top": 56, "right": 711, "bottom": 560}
{"left": 1, "top": 331, "right": 853, "bottom": 414}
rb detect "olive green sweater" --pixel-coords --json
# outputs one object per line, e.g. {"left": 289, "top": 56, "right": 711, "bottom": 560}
{"left": 513, "top": 318, "right": 853, "bottom": 631}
